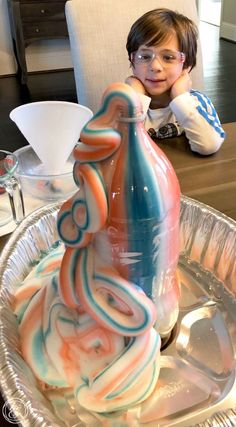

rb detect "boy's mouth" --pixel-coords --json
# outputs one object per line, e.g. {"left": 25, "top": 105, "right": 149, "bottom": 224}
{"left": 146, "top": 78, "right": 166, "bottom": 83}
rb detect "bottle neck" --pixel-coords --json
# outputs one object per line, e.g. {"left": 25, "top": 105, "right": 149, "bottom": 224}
{"left": 118, "top": 106, "right": 145, "bottom": 123}
{"left": 118, "top": 112, "right": 146, "bottom": 123}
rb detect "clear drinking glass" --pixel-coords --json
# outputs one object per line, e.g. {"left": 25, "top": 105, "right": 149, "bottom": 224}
{"left": 0, "top": 150, "right": 25, "bottom": 225}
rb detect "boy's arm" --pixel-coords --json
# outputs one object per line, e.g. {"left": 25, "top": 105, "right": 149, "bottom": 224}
{"left": 170, "top": 91, "right": 225, "bottom": 155}
{"left": 126, "top": 74, "right": 225, "bottom": 155}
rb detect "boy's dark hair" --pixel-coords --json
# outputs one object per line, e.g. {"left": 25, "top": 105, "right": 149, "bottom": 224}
{"left": 126, "top": 8, "right": 198, "bottom": 70}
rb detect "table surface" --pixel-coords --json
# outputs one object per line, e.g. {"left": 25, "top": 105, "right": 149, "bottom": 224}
{"left": 0, "top": 121, "right": 235, "bottom": 425}
{"left": 157, "top": 121, "right": 236, "bottom": 222}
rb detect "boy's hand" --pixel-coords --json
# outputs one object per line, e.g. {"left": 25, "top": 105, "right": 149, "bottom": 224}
{"left": 125, "top": 76, "right": 147, "bottom": 95}
{"left": 170, "top": 69, "right": 192, "bottom": 99}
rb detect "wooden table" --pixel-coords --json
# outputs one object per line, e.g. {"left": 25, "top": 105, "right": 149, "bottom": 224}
{"left": 158, "top": 121, "right": 236, "bottom": 221}
{"left": 0, "top": 122, "right": 235, "bottom": 425}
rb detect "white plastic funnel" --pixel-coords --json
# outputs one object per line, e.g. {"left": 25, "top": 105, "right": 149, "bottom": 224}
{"left": 10, "top": 101, "right": 93, "bottom": 174}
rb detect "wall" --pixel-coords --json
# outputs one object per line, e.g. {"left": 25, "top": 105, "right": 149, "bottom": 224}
{"left": 0, "top": 0, "right": 72, "bottom": 76}
{"left": 220, "top": 0, "right": 236, "bottom": 42}
{"left": 197, "top": 0, "right": 222, "bottom": 26}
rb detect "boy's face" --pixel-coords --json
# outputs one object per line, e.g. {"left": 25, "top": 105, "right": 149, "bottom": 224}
{"left": 131, "top": 34, "right": 185, "bottom": 98}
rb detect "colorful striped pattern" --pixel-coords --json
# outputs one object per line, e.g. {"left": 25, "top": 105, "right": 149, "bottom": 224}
{"left": 75, "top": 245, "right": 156, "bottom": 336}
{"left": 15, "top": 82, "right": 181, "bottom": 417}
{"left": 191, "top": 90, "right": 225, "bottom": 138}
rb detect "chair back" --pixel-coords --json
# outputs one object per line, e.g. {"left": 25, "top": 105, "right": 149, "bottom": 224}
{"left": 66, "top": 0, "right": 204, "bottom": 112}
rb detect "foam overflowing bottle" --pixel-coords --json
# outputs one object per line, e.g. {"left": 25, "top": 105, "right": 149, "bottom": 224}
{"left": 15, "top": 83, "right": 181, "bottom": 422}
{"left": 58, "top": 82, "right": 181, "bottom": 337}
{"left": 105, "top": 88, "right": 180, "bottom": 337}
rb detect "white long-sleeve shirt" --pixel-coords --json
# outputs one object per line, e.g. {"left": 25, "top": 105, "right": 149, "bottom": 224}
{"left": 141, "top": 90, "right": 225, "bottom": 155}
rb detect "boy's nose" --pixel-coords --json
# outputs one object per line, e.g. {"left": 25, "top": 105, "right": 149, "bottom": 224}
{"left": 150, "top": 56, "right": 163, "bottom": 71}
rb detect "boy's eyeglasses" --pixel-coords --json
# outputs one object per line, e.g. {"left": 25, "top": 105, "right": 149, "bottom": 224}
{"left": 132, "top": 49, "right": 185, "bottom": 67}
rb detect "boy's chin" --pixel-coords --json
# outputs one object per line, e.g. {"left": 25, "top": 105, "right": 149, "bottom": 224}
{"left": 146, "top": 85, "right": 171, "bottom": 96}
{"left": 149, "top": 92, "right": 171, "bottom": 109}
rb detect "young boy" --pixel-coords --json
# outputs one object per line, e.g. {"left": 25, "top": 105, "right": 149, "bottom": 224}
{"left": 125, "top": 8, "right": 225, "bottom": 155}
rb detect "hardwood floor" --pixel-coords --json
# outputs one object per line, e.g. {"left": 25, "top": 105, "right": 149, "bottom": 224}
{"left": 0, "top": 21, "right": 236, "bottom": 152}
{"left": 200, "top": 21, "right": 236, "bottom": 124}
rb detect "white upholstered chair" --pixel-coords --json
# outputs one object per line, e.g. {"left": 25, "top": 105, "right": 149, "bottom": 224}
{"left": 65, "top": 0, "right": 204, "bottom": 112}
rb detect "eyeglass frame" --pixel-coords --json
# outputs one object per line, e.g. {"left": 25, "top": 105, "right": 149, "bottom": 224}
{"left": 131, "top": 48, "right": 186, "bottom": 68}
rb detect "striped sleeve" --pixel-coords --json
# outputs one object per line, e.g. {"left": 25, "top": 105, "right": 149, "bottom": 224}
{"left": 170, "top": 91, "right": 225, "bottom": 155}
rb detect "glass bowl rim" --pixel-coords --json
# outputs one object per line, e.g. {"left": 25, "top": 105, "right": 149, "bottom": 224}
{"left": 14, "top": 146, "right": 75, "bottom": 179}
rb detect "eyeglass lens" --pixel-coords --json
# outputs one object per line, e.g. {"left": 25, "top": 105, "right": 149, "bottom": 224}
{"left": 133, "top": 49, "right": 185, "bottom": 67}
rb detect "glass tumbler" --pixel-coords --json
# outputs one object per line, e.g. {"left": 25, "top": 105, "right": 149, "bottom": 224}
{"left": 0, "top": 150, "right": 25, "bottom": 225}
